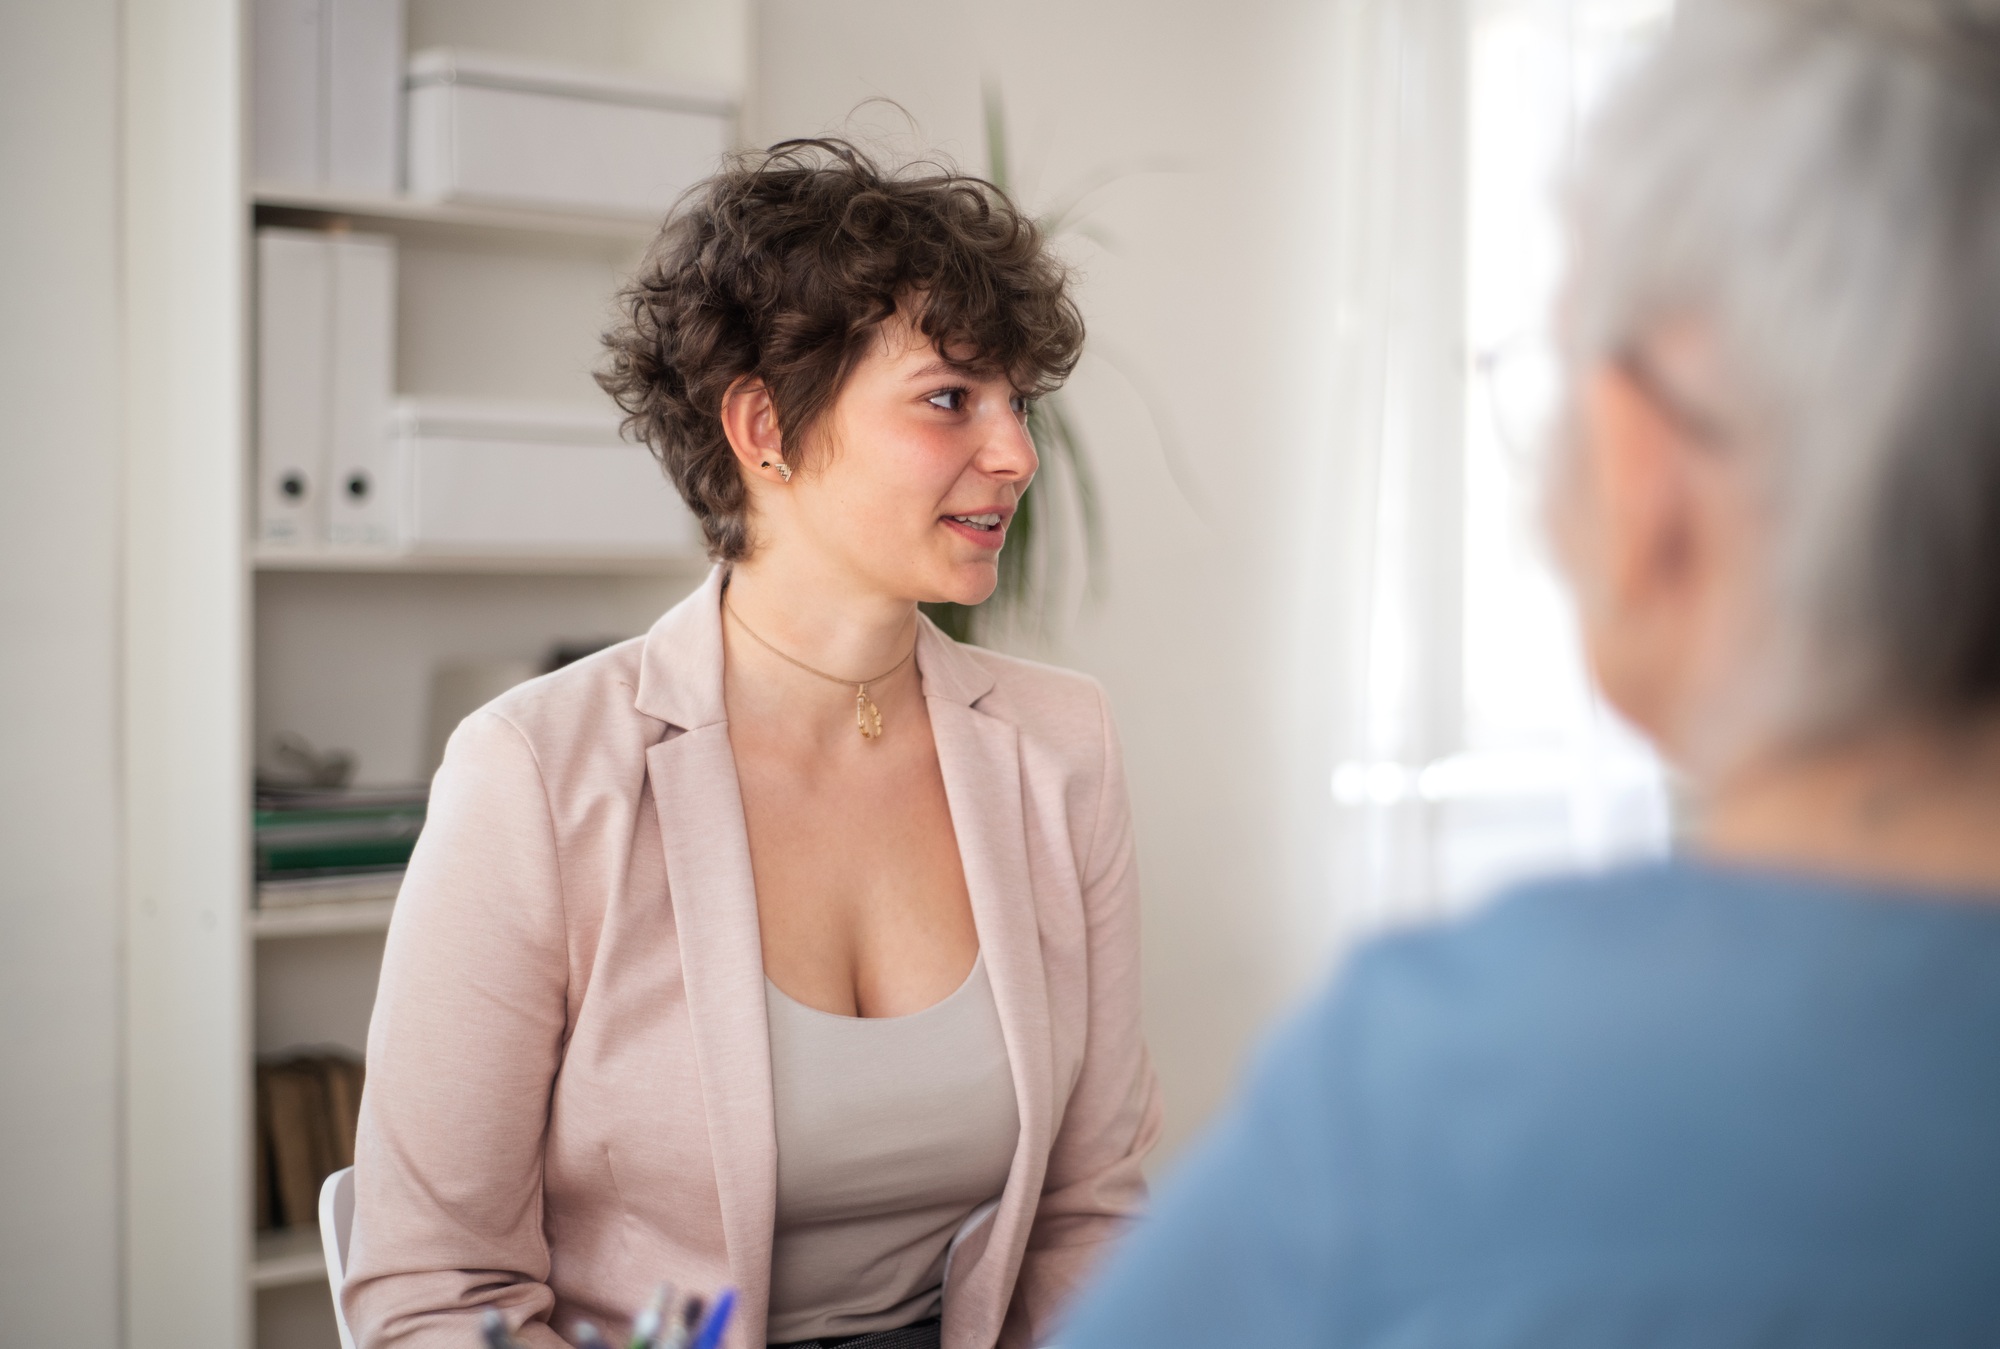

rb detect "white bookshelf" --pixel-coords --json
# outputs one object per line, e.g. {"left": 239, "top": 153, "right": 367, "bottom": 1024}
{"left": 252, "top": 1227, "right": 329, "bottom": 1291}
{"left": 252, "top": 546, "right": 705, "bottom": 575}
{"left": 251, "top": 180, "right": 660, "bottom": 243}
{"left": 124, "top": 3, "right": 252, "bottom": 1346}
{"left": 253, "top": 899, "right": 398, "bottom": 940}
{"left": 122, "top": 5, "right": 744, "bottom": 1348}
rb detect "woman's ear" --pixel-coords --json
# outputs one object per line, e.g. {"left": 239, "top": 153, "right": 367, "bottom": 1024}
{"left": 720, "top": 375, "right": 790, "bottom": 484}
{"left": 1590, "top": 360, "right": 1700, "bottom": 609}
{"left": 1573, "top": 355, "right": 1715, "bottom": 749}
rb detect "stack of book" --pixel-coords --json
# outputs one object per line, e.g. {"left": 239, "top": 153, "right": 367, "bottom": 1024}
{"left": 255, "top": 784, "right": 427, "bottom": 908}
{"left": 256, "top": 1051, "right": 365, "bottom": 1231}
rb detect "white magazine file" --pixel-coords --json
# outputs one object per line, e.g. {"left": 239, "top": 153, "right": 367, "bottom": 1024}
{"left": 255, "top": 228, "right": 332, "bottom": 547}
{"left": 325, "top": 233, "right": 398, "bottom": 547}
{"left": 250, "top": 0, "right": 404, "bottom": 191}
{"left": 251, "top": 0, "right": 323, "bottom": 184}
{"left": 326, "top": 0, "right": 404, "bottom": 194}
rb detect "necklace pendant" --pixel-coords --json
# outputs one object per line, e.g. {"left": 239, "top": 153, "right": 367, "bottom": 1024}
{"left": 855, "top": 687, "right": 884, "bottom": 740}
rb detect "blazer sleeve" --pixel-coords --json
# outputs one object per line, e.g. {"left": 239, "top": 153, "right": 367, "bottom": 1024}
{"left": 343, "top": 708, "right": 574, "bottom": 1349}
{"left": 1008, "top": 684, "right": 1166, "bottom": 1347}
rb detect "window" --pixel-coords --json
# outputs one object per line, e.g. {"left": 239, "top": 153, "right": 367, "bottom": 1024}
{"left": 1326, "top": 0, "right": 1675, "bottom": 934}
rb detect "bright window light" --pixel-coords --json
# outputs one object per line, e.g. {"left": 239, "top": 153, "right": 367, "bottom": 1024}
{"left": 1331, "top": 0, "right": 1677, "bottom": 926}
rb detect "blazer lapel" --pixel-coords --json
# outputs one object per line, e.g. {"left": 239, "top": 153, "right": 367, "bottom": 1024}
{"left": 925, "top": 650, "right": 1054, "bottom": 1347}
{"left": 648, "top": 726, "right": 774, "bottom": 1347}
{"left": 637, "top": 568, "right": 776, "bottom": 1349}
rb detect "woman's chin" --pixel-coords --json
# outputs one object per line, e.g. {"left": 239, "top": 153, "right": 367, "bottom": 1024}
{"left": 921, "top": 567, "right": 999, "bottom": 609}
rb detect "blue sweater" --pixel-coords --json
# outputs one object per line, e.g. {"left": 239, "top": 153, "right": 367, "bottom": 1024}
{"left": 1062, "top": 862, "right": 2000, "bottom": 1348}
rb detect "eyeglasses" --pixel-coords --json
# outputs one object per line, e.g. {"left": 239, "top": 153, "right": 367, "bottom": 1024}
{"left": 1475, "top": 332, "right": 1561, "bottom": 466}
{"left": 1476, "top": 332, "right": 1731, "bottom": 462}
{"left": 1613, "top": 344, "right": 1732, "bottom": 449}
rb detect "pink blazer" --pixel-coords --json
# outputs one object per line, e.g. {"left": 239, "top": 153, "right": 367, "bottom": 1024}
{"left": 344, "top": 567, "right": 1163, "bottom": 1349}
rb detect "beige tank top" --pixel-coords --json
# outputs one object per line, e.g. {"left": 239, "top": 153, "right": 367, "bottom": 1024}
{"left": 763, "top": 954, "right": 1020, "bottom": 1345}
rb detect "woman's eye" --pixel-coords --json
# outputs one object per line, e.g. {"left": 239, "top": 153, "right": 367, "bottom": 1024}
{"left": 927, "top": 388, "right": 967, "bottom": 412}
{"left": 1010, "top": 394, "right": 1035, "bottom": 418}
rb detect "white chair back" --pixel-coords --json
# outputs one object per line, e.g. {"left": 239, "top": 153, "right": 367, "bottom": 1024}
{"left": 320, "top": 1166, "right": 358, "bottom": 1349}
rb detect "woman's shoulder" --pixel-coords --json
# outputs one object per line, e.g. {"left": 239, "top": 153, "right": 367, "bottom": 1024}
{"left": 938, "top": 642, "right": 1126, "bottom": 801}
{"left": 946, "top": 641, "right": 1112, "bottom": 733}
{"left": 450, "top": 635, "right": 658, "bottom": 778}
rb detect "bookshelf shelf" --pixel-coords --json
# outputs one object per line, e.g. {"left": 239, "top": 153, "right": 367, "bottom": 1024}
{"left": 253, "top": 898, "right": 398, "bottom": 939}
{"left": 252, "top": 547, "right": 707, "bottom": 576}
{"left": 251, "top": 180, "right": 659, "bottom": 245}
{"left": 251, "top": 1226, "right": 327, "bottom": 1291}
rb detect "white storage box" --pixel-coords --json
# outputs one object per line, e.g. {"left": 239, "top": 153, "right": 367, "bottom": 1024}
{"left": 404, "top": 49, "right": 734, "bottom": 219}
{"left": 392, "top": 400, "right": 698, "bottom": 557}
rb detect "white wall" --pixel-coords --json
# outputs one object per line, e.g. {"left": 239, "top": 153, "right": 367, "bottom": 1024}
{"left": 753, "top": 0, "right": 1349, "bottom": 1159}
{"left": 0, "top": 0, "right": 125, "bottom": 1339}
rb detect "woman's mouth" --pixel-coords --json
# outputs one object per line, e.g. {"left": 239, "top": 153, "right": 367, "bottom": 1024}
{"left": 942, "top": 511, "right": 1008, "bottom": 548}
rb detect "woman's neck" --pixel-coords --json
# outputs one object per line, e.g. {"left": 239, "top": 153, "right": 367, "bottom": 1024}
{"left": 720, "top": 554, "right": 922, "bottom": 747}
{"left": 1698, "top": 719, "right": 2000, "bottom": 896}
{"left": 724, "top": 555, "right": 918, "bottom": 677}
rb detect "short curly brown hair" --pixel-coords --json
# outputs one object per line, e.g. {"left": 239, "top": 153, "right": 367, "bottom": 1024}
{"left": 597, "top": 138, "right": 1085, "bottom": 561}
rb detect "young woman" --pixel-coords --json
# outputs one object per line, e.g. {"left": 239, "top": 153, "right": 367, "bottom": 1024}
{"left": 344, "top": 141, "right": 1160, "bottom": 1349}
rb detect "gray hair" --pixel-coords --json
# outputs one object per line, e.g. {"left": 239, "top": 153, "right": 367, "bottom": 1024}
{"left": 1565, "top": 0, "right": 2000, "bottom": 742}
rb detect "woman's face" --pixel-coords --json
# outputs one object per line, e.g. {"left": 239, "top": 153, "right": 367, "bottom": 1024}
{"left": 777, "top": 311, "right": 1040, "bottom": 606}
{"left": 1545, "top": 321, "right": 1764, "bottom": 772}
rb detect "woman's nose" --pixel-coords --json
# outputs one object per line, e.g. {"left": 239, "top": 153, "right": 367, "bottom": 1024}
{"left": 979, "top": 410, "right": 1040, "bottom": 482}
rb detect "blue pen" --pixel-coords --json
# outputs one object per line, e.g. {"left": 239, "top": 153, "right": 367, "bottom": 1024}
{"left": 688, "top": 1289, "right": 737, "bottom": 1349}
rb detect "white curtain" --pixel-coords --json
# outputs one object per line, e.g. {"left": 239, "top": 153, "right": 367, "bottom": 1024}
{"left": 1303, "top": 0, "right": 1675, "bottom": 946}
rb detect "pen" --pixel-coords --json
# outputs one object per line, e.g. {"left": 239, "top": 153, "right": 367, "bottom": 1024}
{"left": 481, "top": 1309, "right": 526, "bottom": 1349}
{"left": 630, "top": 1284, "right": 674, "bottom": 1349}
{"left": 661, "top": 1294, "right": 705, "bottom": 1349}
{"left": 688, "top": 1290, "right": 737, "bottom": 1349}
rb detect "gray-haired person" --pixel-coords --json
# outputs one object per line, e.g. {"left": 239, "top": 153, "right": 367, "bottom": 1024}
{"left": 1062, "top": 1, "right": 2000, "bottom": 1344}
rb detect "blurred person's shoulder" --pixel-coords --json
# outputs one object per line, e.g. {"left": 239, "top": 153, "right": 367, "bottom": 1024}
{"left": 1343, "top": 856, "right": 2000, "bottom": 1010}
{"left": 1297, "top": 856, "right": 2000, "bottom": 1123}
{"left": 1289, "top": 860, "right": 1837, "bottom": 1093}
{"left": 1197, "top": 861, "right": 2000, "bottom": 1347}
{"left": 1332, "top": 862, "right": 1710, "bottom": 1001}
{"left": 1328, "top": 856, "right": 1832, "bottom": 1032}
{"left": 1338, "top": 858, "right": 1835, "bottom": 997}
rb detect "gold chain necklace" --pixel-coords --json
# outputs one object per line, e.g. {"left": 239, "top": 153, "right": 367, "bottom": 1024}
{"left": 723, "top": 601, "right": 916, "bottom": 740}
